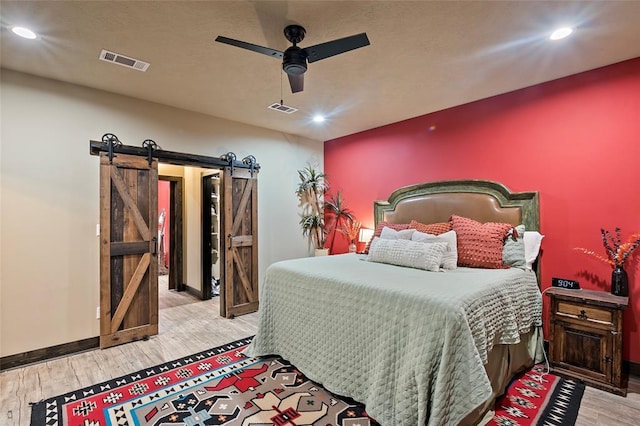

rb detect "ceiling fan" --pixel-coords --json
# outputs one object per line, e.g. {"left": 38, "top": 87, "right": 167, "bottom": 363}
{"left": 215, "top": 25, "right": 370, "bottom": 93}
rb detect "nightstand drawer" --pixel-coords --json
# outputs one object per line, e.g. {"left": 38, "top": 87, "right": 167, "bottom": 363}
{"left": 556, "top": 301, "right": 614, "bottom": 328}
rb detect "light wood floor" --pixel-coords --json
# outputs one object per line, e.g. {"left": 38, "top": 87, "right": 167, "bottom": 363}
{"left": 1, "top": 281, "right": 638, "bottom": 425}
{"left": 0, "top": 278, "right": 258, "bottom": 425}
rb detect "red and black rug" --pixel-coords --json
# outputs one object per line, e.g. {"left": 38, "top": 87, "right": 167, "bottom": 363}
{"left": 30, "top": 337, "right": 584, "bottom": 426}
{"left": 488, "top": 364, "right": 585, "bottom": 426}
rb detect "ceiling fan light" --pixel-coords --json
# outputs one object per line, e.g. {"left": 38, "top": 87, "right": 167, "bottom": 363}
{"left": 549, "top": 27, "right": 573, "bottom": 40}
{"left": 284, "top": 63, "right": 307, "bottom": 75}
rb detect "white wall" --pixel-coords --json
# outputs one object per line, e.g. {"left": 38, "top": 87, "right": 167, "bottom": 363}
{"left": 0, "top": 70, "right": 323, "bottom": 357}
{"left": 183, "top": 165, "right": 208, "bottom": 293}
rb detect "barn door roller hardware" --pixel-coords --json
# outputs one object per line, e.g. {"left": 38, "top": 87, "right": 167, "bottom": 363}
{"left": 142, "top": 139, "right": 159, "bottom": 166}
{"left": 242, "top": 155, "right": 257, "bottom": 177}
{"left": 90, "top": 133, "right": 261, "bottom": 172}
{"left": 220, "top": 152, "right": 237, "bottom": 176}
{"left": 102, "top": 133, "right": 122, "bottom": 164}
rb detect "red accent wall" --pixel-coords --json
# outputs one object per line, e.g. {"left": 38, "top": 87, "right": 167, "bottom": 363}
{"left": 324, "top": 57, "right": 640, "bottom": 363}
{"left": 158, "top": 180, "right": 170, "bottom": 267}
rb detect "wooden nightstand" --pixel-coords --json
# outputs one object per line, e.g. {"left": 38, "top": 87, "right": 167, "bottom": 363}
{"left": 546, "top": 287, "right": 628, "bottom": 396}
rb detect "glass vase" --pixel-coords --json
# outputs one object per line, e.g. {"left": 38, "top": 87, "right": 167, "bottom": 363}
{"left": 611, "top": 265, "right": 628, "bottom": 297}
{"left": 348, "top": 242, "right": 357, "bottom": 253}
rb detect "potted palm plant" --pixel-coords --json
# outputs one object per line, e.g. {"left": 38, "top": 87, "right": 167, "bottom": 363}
{"left": 296, "top": 165, "right": 329, "bottom": 255}
{"left": 325, "top": 190, "right": 354, "bottom": 254}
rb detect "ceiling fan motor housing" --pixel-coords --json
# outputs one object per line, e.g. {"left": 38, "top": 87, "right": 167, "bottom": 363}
{"left": 283, "top": 46, "right": 308, "bottom": 75}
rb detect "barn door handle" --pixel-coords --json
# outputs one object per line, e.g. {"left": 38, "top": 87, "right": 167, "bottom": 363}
{"left": 152, "top": 236, "right": 157, "bottom": 255}
{"left": 227, "top": 233, "right": 233, "bottom": 250}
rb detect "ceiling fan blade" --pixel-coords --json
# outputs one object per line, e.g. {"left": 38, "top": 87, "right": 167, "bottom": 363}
{"left": 303, "top": 33, "right": 370, "bottom": 63}
{"left": 288, "top": 73, "right": 304, "bottom": 93}
{"left": 215, "top": 36, "right": 284, "bottom": 59}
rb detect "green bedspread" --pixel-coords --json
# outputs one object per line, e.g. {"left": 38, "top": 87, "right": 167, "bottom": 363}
{"left": 247, "top": 254, "right": 542, "bottom": 425}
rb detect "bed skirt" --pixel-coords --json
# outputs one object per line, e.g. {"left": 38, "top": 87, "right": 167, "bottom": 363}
{"left": 468, "top": 326, "right": 544, "bottom": 425}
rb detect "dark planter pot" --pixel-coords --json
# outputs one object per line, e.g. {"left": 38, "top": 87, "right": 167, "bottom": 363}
{"left": 611, "top": 265, "right": 629, "bottom": 297}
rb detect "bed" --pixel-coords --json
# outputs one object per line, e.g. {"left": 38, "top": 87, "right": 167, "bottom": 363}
{"left": 247, "top": 180, "right": 544, "bottom": 425}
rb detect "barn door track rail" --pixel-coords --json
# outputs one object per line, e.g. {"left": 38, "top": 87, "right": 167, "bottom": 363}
{"left": 90, "top": 133, "right": 260, "bottom": 174}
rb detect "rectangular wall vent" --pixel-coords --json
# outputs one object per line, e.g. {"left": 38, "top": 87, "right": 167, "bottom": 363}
{"left": 268, "top": 102, "right": 298, "bottom": 114}
{"left": 99, "top": 49, "right": 150, "bottom": 72}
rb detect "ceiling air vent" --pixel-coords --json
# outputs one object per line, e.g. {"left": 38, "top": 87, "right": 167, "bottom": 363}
{"left": 99, "top": 49, "right": 150, "bottom": 72}
{"left": 267, "top": 102, "right": 298, "bottom": 114}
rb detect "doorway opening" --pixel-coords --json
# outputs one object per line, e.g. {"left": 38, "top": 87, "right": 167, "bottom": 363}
{"left": 156, "top": 166, "right": 227, "bottom": 310}
{"left": 157, "top": 174, "right": 201, "bottom": 310}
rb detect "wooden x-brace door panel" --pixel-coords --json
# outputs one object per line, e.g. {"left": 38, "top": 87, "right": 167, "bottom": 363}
{"left": 220, "top": 168, "right": 259, "bottom": 318}
{"left": 100, "top": 153, "right": 158, "bottom": 348}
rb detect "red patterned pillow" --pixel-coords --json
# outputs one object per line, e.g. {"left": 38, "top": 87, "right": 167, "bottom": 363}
{"left": 450, "top": 215, "right": 513, "bottom": 269}
{"left": 364, "top": 221, "right": 410, "bottom": 254}
{"left": 409, "top": 220, "right": 451, "bottom": 235}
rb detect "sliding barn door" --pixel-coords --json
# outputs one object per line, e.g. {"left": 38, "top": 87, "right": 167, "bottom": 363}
{"left": 100, "top": 153, "right": 158, "bottom": 348}
{"left": 220, "top": 167, "right": 259, "bottom": 318}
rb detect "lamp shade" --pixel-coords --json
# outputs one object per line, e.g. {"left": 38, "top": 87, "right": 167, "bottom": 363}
{"left": 358, "top": 228, "right": 374, "bottom": 243}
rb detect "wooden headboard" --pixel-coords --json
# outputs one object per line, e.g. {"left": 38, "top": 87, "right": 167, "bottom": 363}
{"left": 374, "top": 180, "right": 539, "bottom": 231}
{"left": 373, "top": 180, "right": 541, "bottom": 282}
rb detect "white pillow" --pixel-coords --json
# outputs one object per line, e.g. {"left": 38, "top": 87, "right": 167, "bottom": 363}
{"left": 380, "top": 226, "right": 415, "bottom": 240}
{"left": 367, "top": 237, "right": 447, "bottom": 272}
{"left": 523, "top": 231, "right": 544, "bottom": 270}
{"left": 411, "top": 230, "right": 457, "bottom": 270}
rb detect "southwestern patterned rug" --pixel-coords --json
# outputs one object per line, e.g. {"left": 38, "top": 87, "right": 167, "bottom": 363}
{"left": 30, "top": 337, "right": 584, "bottom": 426}
{"left": 488, "top": 364, "right": 585, "bottom": 426}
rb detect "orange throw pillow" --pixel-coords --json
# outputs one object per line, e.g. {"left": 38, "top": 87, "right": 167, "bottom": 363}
{"left": 451, "top": 215, "right": 513, "bottom": 269}
{"left": 409, "top": 220, "right": 452, "bottom": 235}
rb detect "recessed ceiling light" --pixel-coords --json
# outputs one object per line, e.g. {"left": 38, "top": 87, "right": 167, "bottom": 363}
{"left": 11, "top": 26, "right": 37, "bottom": 39}
{"left": 549, "top": 27, "right": 573, "bottom": 41}
{"left": 312, "top": 115, "right": 326, "bottom": 123}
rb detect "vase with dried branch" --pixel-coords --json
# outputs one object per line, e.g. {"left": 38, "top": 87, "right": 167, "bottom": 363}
{"left": 575, "top": 228, "right": 640, "bottom": 297}
{"left": 340, "top": 218, "right": 362, "bottom": 253}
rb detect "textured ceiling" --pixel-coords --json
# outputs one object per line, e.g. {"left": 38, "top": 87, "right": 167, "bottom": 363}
{"left": 1, "top": 1, "right": 639, "bottom": 142}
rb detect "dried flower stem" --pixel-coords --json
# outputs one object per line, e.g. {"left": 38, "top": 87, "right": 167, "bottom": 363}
{"left": 577, "top": 228, "right": 640, "bottom": 268}
{"left": 340, "top": 219, "right": 361, "bottom": 243}
{"left": 574, "top": 247, "right": 616, "bottom": 267}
